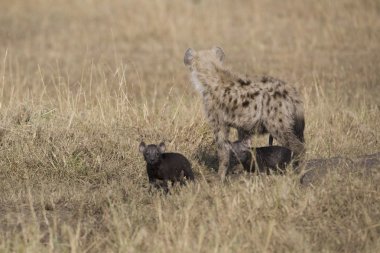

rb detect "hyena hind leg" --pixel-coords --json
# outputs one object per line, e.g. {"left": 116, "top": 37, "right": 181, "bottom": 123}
{"left": 269, "top": 135, "right": 274, "bottom": 146}
{"left": 276, "top": 131, "right": 305, "bottom": 168}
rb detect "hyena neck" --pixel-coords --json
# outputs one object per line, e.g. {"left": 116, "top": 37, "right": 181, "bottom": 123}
{"left": 147, "top": 160, "right": 161, "bottom": 169}
{"left": 191, "top": 63, "right": 235, "bottom": 96}
{"left": 190, "top": 71, "right": 205, "bottom": 94}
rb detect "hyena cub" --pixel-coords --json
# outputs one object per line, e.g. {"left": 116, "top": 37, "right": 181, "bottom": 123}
{"left": 184, "top": 47, "right": 305, "bottom": 181}
{"left": 229, "top": 139, "right": 292, "bottom": 174}
{"left": 139, "top": 142, "right": 194, "bottom": 192}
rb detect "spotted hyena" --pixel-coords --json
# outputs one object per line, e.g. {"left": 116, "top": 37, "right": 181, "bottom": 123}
{"left": 184, "top": 47, "right": 305, "bottom": 181}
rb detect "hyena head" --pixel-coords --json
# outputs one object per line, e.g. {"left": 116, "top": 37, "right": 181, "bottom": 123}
{"left": 229, "top": 139, "right": 252, "bottom": 164}
{"left": 139, "top": 141, "right": 166, "bottom": 165}
{"left": 184, "top": 46, "right": 225, "bottom": 93}
{"left": 184, "top": 47, "right": 225, "bottom": 70}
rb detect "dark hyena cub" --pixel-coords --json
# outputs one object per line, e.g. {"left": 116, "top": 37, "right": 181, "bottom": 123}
{"left": 229, "top": 139, "right": 292, "bottom": 174}
{"left": 139, "top": 142, "right": 195, "bottom": 192}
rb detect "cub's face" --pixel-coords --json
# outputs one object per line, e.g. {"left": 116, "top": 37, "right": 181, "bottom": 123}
{"left": 139, "top": 142, "right": 166, "bottom": 165}
{"left": 229, "top": 140, "right": 251, "bottom": 164}
{"left": 183, "top": 47, "right": 225, "bottom": 71}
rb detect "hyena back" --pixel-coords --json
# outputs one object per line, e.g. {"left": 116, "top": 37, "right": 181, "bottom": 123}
{"left": 184, "top": 47, "right": 305, "bottom": 180}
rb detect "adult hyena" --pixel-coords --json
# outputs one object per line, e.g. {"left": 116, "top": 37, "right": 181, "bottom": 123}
{"left": 184, "top": 47, "right": 305, "bottom": 181}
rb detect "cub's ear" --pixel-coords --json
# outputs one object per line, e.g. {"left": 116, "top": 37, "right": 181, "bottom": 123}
{"left": 184, "top": 48, "right": 195, "bottom": 66}
{"left": 211, "top": 46, "right": 225, "bottom": 62}
{"left": 139, "top": 142, "right": 146, "bottom": 153}
{"left": 241, "top": 138, "right": 252, "bottom": 149}
{"left": 224, "top": 141, "right": 233, "bottom": 150}
{"left": 158, "top": 142, "right": 166, "bottom": 153}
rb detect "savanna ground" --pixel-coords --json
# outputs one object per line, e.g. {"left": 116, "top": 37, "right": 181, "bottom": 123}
{"left": 0, "top": 0, "right": 379, "bottom": 252}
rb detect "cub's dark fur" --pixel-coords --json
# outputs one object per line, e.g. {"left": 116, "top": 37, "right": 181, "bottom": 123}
{"left": 229, "top": 140, "right": 292, "bottom": 174}
{"left": 139, "top": 141, "right": 194, "bottom": 192}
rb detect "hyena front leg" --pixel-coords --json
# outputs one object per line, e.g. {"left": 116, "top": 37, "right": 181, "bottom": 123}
{"left": 215, "top": 125, "right": 230, "bottom": 181}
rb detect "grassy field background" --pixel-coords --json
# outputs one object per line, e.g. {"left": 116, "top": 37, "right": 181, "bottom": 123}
{"left": 0, "top": 0, "right": 379, "bottom": 252}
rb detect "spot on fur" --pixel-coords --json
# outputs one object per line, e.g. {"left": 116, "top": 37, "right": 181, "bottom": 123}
{"left": 273, "top": 91, "right": 281, "bottom": 99}
{"left": 261, "top": 76, "right": 269, "bottom": 83}
{"left": 249, "top": 91, "right": 260, "bottom": 99}
{"left": 238, "top": 78, "right": 251, "bottom": 86}
{"left": 224, "top": 87, "right": 231, "bottom": 96}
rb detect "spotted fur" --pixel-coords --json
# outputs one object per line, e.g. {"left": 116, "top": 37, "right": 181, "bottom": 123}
{"left": 184, "top": 47, "right": 305, "bottom": 180}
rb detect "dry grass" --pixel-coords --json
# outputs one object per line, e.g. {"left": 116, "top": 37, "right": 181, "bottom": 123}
{"left": 0, "top": 0, "right": 379, "bottom": 252}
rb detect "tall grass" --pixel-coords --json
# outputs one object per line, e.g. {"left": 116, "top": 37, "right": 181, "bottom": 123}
{"left": 0, "top": 0, "right": 379, "bottom": 252}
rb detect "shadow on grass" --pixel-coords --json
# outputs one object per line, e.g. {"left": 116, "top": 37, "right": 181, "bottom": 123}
{"left": 193, "top": 145, "right": 218, "bottom": 172}
{"left": 301, "top": 152, "right": 380, "bottom": 186}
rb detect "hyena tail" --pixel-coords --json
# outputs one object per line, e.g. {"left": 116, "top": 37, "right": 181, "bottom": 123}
{"left": 292, "top": 104, "right": 305, "bottom": 143}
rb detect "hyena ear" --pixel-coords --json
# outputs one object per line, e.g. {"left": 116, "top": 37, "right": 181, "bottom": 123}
{"left": 184, "top": 48, "right": 195, "bottom": 66}
{"left": 212, "top": 46, "right": 225, "bottom": 62}
{"left": 158, "top": 142, "right": 166, "bottom": 153}
{"left": 139, "top": 142, "right": 146, "bottom": 153}
{"left": 241, "top": 138, "right": 252, "bottom": 149}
